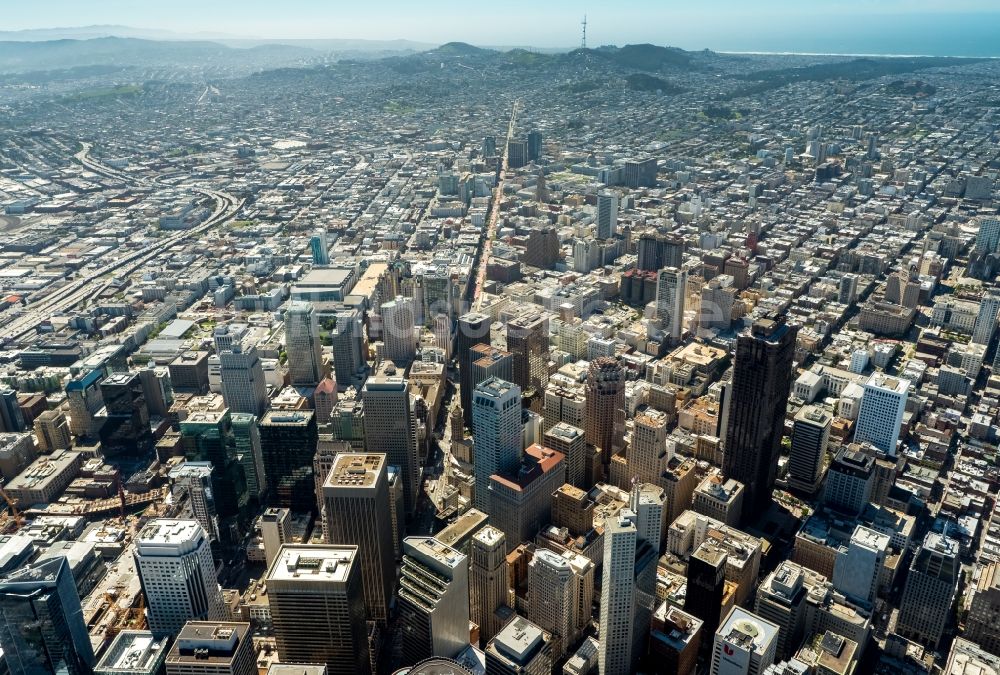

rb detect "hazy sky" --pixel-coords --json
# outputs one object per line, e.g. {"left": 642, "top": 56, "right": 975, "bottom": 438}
{"left": 6, "top": 1, "right": 1000, "bottom": 54}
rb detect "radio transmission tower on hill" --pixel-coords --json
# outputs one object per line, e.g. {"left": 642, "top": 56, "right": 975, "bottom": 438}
{"left": 581, "top": 15, "right": 587, "bottom": 49}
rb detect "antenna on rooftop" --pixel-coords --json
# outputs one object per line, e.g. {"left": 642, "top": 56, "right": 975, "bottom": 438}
{"left": 581, "top": 14, "right": 587, "bottom": 49}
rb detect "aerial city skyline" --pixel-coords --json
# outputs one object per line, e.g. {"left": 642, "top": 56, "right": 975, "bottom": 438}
{"left": 1, "top": 5, "right": 1000, "bottom": 675}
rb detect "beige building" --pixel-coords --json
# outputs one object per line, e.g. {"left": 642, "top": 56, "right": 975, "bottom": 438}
{"left": 165, "top": 622, "right": 255, "bottom": 675}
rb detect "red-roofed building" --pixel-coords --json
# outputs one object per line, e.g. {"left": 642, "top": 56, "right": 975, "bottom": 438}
{"left": 489, "top": 444, "right": 565, "bottom": 552}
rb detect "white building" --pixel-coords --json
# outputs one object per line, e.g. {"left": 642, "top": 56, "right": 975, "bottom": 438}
{"left": 853, "top": 373, "right": 908, "bottom": 455}
{"left": 972, "top": 291, "right": 1000, "bottom": 346}
{"left": 832, "top": 525, "right": 889, "bottom": 609}
{"left": 596, "top": 192, "right": 619, "bottom": 240}
{"left": 711, "top": 607, "right": 779, "bottom": 675}
{"left": 599, "top": 510, "right": 637, "bottom": 675}
{"left": 529, "top": 549, "right": 576, "bottom": 657}
{"left": 218, "top": 344, "right": 269, "bottom": 416}
{"left": 284, "top": 301, "right": 323, "bottom": 386}
{"left": 656, "top": 267, "right": 687, "bottom": 342}
{"left": 471, "top": 377, "right": 522, "bottom": 511}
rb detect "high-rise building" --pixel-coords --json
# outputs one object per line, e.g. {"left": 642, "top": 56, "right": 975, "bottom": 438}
{"left": 97, "top": 372, "right": 152, "bottom": 456}
{"left": 138, "top": 366, "right": 173, "bottom": 418}
{"left": 362, "top": 374, "right": 420, "bottom": 516}
{"left": 470, "top": 344, "right": 514, "bottom": 394}
{"left": 169, "top": 462, "right": 221, "bottom": 542}
{"left": 32, "top": 409, "right": 71, "bottom": 452}
{"left": 693, "top": 475, "right": 745, "bottom": 527}
{"left": 285, "top": 301, "right": 324, "bottom": 387}
{"left": 507, "top": 312, "right": 549, "bottom": 395}
{"left": 322, "top": 453, "right": 395, "bottom": 624}
{"left": 457, "top": 312, "right": 492, "bottom": 425}
{"left": 753, "top": 561, "right": 809, "bottom": 661}
{"left": 596, "top": 192, "right": 618, "bottom": 240}
{"left": 686, "top": 541, "right": 728, "bottom": 639}
{"left": 822, "top": 448, "right": 874, "bottom": 516}
{"left": 543, "top": 422, "right": 587, "bottom": 488}
{"left": 0, "top": 556, "right": 96, "bottom": 675}
{"left": 897, "top": 532, "right": 959, "bottom": 649}
{"left": 628, "top": 409, "right": 671, "bottom": 487}
{"left": 637, "top": 232, "right": 684, "bottom": 272}
{"left": 722, "top": 315, "right": 798, "bottom": 520}
{"left": 656, "top": 267, "right": 687, "bottom": 342}
{"left": 230, "top": 412, "right": 265, "bottom": 504}
{"left": 965, "top": 561, "right": 1000, "bottom": 656}
{"left": 599, "top": 510, "right": 638, "bottom": 675}
{"left": 527, "top": 130, "right": 543, "bottom": 162}
{"left": 381, "top": 296, "right": 418, "bottom": 367}
{"left": 975, "top": 216, "right": 1000, "bottom": 254}
{"left": 311, "top": 228, "right": 330, "bottom": 265}
{"left": 266, "top": 545, "right": 371, "bottom": 675}
{"left": 0, "top": 389, "right": 25, "bottom": 433}
{"left": 786, "top": 406, "right": 831, "bottom": 496}
{"left": 218, "top": 344, "right": 269, "bottom": 416}
{"left": 853, "top": 372, "right": 908, "bottom": 455}
{"left": 165, "top": 622, "right": 255, "bottom": 675}
{"left": 623, "top": 158, "right": 657, "bottom": 189}
{"left": 585, "top": 357, "right": 626, "bottom": 466}
{"left": 699, "top": 276, "right": 736, "bottom": 330}
{"left": 95, "top": 631, "right": 170, "bottom": 675}
{"left": 832, "top": 525, "right": 888, "bottom": 609}
{"left": 485, "top": 617, "right": 553, "bottom": 675}
{"left": 260, "top": 507, "right": 291, "bottom": 569}
{"left": 528, "top": 549, "right": 577, "bottom": 658}
{"left": 472, "top": 377, "right": 523, "bottom": 511}
{"left": 710, "top": 607, "right": 779, "bottom": 675}
{"left": 470, "top": 526, "right": 509, "bottom": 647}
{"left": 260, "top": 410, "right": 318, "bottom": 511}
{"left": 65, "top": 369, "right": 104, "bottom": 438}
{"left": 314, "top": 377, "right": 337, "bottom": 427}
{"left": 330, "top": 307, "right": 369, "bottom": 390}
{"left": 650, "top": 604, "right": 703, "bottom": 675}
{"left": 488, "top": 445, "right": 565, "bottom": 552}
{"left": 839, "top": 274, "right": 859, "bottom": 305}
{"left": 972, "top": 291, "right": 1000, "bottom": 345}
{"left": 398, "top": 537, "right": 470, "bottom": 664}
{"left": 134, "top": 519, "right": 225, "bottom": 637}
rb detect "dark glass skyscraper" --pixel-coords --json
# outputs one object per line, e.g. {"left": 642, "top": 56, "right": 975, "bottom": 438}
{"left": 457, "top": 312, "right": 491, "bottom": 426}
{"left": 722, "top": 314, "right": 798, "bottom": 520}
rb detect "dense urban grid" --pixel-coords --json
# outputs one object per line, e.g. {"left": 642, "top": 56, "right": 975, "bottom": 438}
{"left": 0, "top": 35, "right": 1000, "bottom": 675}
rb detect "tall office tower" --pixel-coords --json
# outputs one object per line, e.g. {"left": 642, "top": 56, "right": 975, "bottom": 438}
{"left": 472, "top": 377, "right": 523, "bottom": 511}
{"left": 267, "top": 545, "right": 371, "bottom": 675}
{"left": 260, "top": 507, "right": 291, "bottom": 569}
{"left": 470, "top": 526, "right": 509, "bottom": 647}
{"left": 169, "top": 462, "right": 221, "bottom": 542}
{"left": 398, "top": 537, "right": 470, "bottom": 664}
{"left": 596, "top": 191, "right": 619, "bottom": 240}
{"left": 838, "top": 273, "right": 859, "bottom": 305}
{"left": 710, "top": 607, "right": 779, "bottom": 675}
{"left": 95, "top": 632, "right": 171, "bottom": 675}
{"left": 218, "top": 344, "right": 269, "bottom": 416}
{"left": 786, "top": 406, "right": 831, "bottom": 496}
{"left": 629, "top": 409, "right": 670, "bottom": 487}
{"left": 139, "top": 366, "right": 174, "bottom": 418}
{"left": 381, "top": 296, "right": 418, "bottom": 367}
{"left": 975, "top": 216, "right": 1000, "bottom": 254}
{"left": 259, "top": 410, "right": 318, "bottom": 511}
{"left": 322, "top": 453, "right": 395, "bottom": 624}
{"left": 638, "top": 232, "right": 685, "bottom": 272}
{"left": 311, "top": 228, "right": 330, "bottom": 265}
{"left": 506, "top": 312, "right": 549, "bottom": 395}
{"left": 457, "top": 312, "right": 492, "bottom": 425}
{"left": 97, "top": 372, "right": 152, "bottom": 456}
{"left": 434, "top": 313, "right": 453, "bottom": 361}
{"left": 285, "top": 301, "right": 324, "bottom": 387}
{"left": 897, "top": 532, "right": 960, "bottom": 649}
{"left": 470, "top": 344, "right": 514, "bottom": 393}
{"left": 754, "top": 561, "right": 809, "bottom": 661}
{"left": 822, "top": 448, "right": 874, "bottom": 516}
{"left": 65, "top": 369, "right": 104, "bottom": 437}
{"left": 330, "top": 307, "right": 369, "bottom": 389}
{"left": 832, "top": 525, "right": 889, "bottom": 609}
{"left": 685, "top": 541, "right": 728, "bottom": 639}
{"left": 650, "top": 604, "right": 703, "bottom": 675}
{"left": 230, "top": 413, "right": 265, "bottom": 504}
{"left": 656, "top": 266, "right": 687, "bottom": 342}
{"left": 543, "top": 422, "right": 586, "bottom": 488}
{"left": 722, "top": 315, "right": 798, "bottom": 520}
{"left": 507, "top": 139, "right": 528, "bottom": 169}
{"left": 631, "top": 482, "right": 665, "bottom": 551}
{"left": 485, "top": 617, "right": 553, "bottom": 675}
{"left": 482, "top": 135, "right": 497, "bottom": 159}
{"left": 180, "top": 411, "right": 250, "bottom": 541}
{"left": 314, "top": 377, "right": 337, "bottom": 427}
{"left": 599, "top": 510, "right": 638, "bottom": 675}
{"left": 0, "top": 389, "right": 24, "bottom": 433}
{"left": 520, "top": 226, "right": 561, "bottom": 270}
{"left": 585, "top": 357, "right": 626, "bottom": 466}
{"left": 623, "top": 157, "right": 657, "bottom": 188}
{"left": 973, "top": 291, "right": 1000, "bottom": 345}
{"left": 699, "top": 276, "right": 736, "bottom": 330}
{"left": 528, "top": 549, "right": 577, "bottom": 658}
{"left": 134, "top": 519, "right": 225, "bottom": 637}
{"left": 362, "top": 375, "right": 420, "bottom": 516}
{"left": 527, "top": 129, "right": 543, "bottom": 161}
{"left": 0, "top": 557, "right": 96, "bottom": 675}
{"left": 33, "top": 408, "right": 71, "bottom": 452}
{"left": 165, "top": 622, "right": 255, "bottom": 675}
{"left": 488, "top": 445, "right": 565, "bottom": 552}
{"left": 853, "top": 372, "right": 908, "bottom": 454}
{"left": 965, "top": 562, "right": 1000, "bottom": 655}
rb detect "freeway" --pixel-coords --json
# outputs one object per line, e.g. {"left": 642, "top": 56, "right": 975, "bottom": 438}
{"left": 470, "top": 99, "right": 519, "bottom": 312}
{"left": 0, "top": 144, "right": 243, "bottom": 343}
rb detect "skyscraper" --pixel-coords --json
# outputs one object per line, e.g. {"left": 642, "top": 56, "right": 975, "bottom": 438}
{"left": 266, "top": 545, "right": 371, "bottom": 675}
{"left": 0, "top": 557, "right": 96, "bottom": 675}
{"left": 259, "top": 410, "right": 318, "bottom": 511}
{"left": 165, "top": 622, "right": 256, "bottom": 675}
{"left": 381, "top": 295, "right": 418, "bottom": 367}
{"left": 322, "top": 453, "right": 396, "bottom": 624}
{"left": 685, "top": 541, "right": 728, "bottom": 639}
{"left": 32, "top": 409, "right": 71, "bottom": 452}
{"left": 311, "top": 228, "right": 330, "bottom": 265}
{"left": 218, "top": 344, "right": 268, "bottom": 416}
{"left": 710, "top": 607, "right": 779, "bottom": 675}
{"left": 637, "top": 232, "right": 684, "bottom": 272}
{"left": 972, "top": 290, "right": 1000, "bottom": 345}
{"left": 656, "top": 266, "right": 687, "bottom": 342}
{"left": 485, "top": 617, "right": 553, "bottom": 675}
{"left": 832, "top": 525, "right": 889, "bottom": 609}
{"left": 585, "top": 357, "right": 625, "bottom": 467}
{"left": 975, "top": 216, "right": 1000, "bottom": 254}
{"left": 330, "top": 307, "right": 369, "bottom": 389}
{"left": 0, "top": 389, "right": 25, "bottom": 433}
{"left": 362, "top": 374, "right": 420, "bottom": 516}
{"left": 97, "top": 372, "right": 152, "bottom": 456}
{"left": 786, "top": 405, "right": 831, "bottom": 496}
{"left": 230, "top": 412, "right": 265, "bottom": 504}
{"left": 528, "top": 549, "right": 576, "bottom": 658}
{"left": 168, "top": 462, "right": 220, "bottom": 542}
{"left": 134, "top": 519, "right": 225, "bottom": 637}
{"left": 285, "top": 301, "right": 324, "bottom": 387}
{"left": 65, "top": 369, "right": 104, "bottom": 438}
{"left": 596, "top": 191, "right": 618, "bottom": 240}
{"left": 722, "top": 315, "right": 798, "bottom": 519}
{"left": 506, "top": 312, "right": 549, "bottom": 395}
{"left": 599, "top": 510, "right": 637, "bottom": 675}
{"left": 470, "top": 526, "right": 509, "bottom": 647}
{"left": 472, "top": 377, "right": 522, "bottom": 511}
{"left": 897, "top": 532, "right": 959, "bottom": 649}
{"left": 260, "top": 507, "right": 291, "bottom": 569}
{"left": 543, "top": 422, "right": 587, "bottom": 488}
{"left": 457, "top": 312, "right": 492, "bottom": 425}
{"left": 853, "top": 372, "right": 908, "bottom": 455}
{"left": 470, "top": 344, "right": 514, "bottom": 394}
{"left": 398, "top": 537, "right": 470, "bottom": 664}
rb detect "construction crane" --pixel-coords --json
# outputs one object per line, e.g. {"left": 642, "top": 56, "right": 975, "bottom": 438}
{"left": 0, "top": 487, "right": 23, "bottom": 532}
